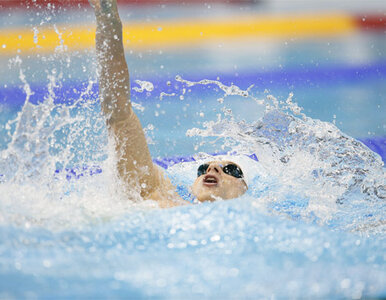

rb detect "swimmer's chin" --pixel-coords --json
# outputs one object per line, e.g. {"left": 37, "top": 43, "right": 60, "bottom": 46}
{"left": 196, "top": 195, "right": 220, "bottom": 202}
{"left": 192, "top": 181, "right": 248, "bottom": 202}
{"left": 192, "top": 187, "right": 222, "bottom": 202}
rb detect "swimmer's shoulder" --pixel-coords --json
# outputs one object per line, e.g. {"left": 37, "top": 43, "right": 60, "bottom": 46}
{"left": 148, "top": 165, "right": 189, "bottom": 208}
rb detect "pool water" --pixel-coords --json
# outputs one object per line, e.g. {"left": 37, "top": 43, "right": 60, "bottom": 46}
{"left": 0, "top": 3, "right": 385, "bottom": 299}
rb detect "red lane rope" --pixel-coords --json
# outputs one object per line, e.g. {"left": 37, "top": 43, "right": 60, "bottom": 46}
{"left": 355, "top": 15, "right": 386, "bottom": 31}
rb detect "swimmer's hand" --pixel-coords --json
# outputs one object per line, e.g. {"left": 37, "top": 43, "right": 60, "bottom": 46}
{"left": 88, "top": 0, "right": 119, "bottom": 18}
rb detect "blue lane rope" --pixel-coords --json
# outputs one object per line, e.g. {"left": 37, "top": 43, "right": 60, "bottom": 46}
{"left": 1, "top": 62, "right": 386, "bottom": 107}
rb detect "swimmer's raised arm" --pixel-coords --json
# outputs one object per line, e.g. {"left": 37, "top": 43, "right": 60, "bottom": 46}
{"left": 90, "top": 0, "right": 130, "bottom": 123}
{"left": 88, "top": 0, "right": 246, "bottom": 206}
{"left": 89, "top": 0, "right": 175, "bottom": 203}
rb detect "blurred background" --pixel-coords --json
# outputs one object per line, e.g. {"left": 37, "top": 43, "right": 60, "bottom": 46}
{"left": 0, "top": 0, "right": 385, "bottom": 148}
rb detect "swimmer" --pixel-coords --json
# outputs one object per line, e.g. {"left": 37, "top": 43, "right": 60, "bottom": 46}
{"left": 89, "top": 0, "right": 248, "bottom": 207}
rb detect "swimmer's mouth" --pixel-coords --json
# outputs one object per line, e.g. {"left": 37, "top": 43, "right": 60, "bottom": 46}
{"left": 203, "top": 175, "right": 218, "bottom": 187}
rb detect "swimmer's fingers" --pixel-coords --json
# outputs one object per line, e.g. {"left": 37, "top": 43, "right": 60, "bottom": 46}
{"left": 89, "top": 0, "right": 119, "bottom": 17}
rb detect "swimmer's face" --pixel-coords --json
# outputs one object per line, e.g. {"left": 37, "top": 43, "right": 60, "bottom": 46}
{"left": 192, "top": 161, "right": 248, "bottom": 202}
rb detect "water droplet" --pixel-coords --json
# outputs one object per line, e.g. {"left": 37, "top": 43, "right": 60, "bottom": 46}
{"left": 43, "top": 260, "right": 52, "bottom": 268}
{"left": 340, "top": 278, "right": 351, "bottom": 289}
{"left": 210, "top": 235, "right": 220, "bottom": 242}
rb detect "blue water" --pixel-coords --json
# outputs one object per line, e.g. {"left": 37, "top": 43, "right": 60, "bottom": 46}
{"left": 0, "top": 4, "right": 385, "bottom": 299}
{"left": 1, "top": 199, "right": 385, "bottom": 299}
{"left": 0, "top": 78, "right": 385, "bottom": 298}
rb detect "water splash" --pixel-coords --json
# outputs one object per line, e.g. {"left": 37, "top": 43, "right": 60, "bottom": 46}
{"left": 0, "top": 62, "right": 384, "bottom": 235}
{"left": 132, "top": 79, "right": 154, "bottom": 93}
{"left": 0, "top": 45, "right": 385, "bottom": 300}
{"left": 0, "top": 57, "right": 142, "bottom": 229}
{"left": 1, "top": 6, "right": 385, "bottom": 298}
{"left": 175, "top": 75, "right": 255, "bottom": 102}
{"left": 179, "top": 76, "right": 385, "bottom": 234}
{"left": 159, "top": 91, "right": 176, "bottom": 101}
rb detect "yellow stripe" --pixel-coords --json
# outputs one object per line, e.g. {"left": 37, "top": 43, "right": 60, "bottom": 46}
{"left": 0, "top": 13, "right": 356, "bottom": 55}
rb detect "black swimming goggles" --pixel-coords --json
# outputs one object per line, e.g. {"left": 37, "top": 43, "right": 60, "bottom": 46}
{"left": 197, "top": 163, "right": 244, "bottom": 179}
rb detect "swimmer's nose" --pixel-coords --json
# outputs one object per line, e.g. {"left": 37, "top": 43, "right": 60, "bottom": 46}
{"left": 207, "top": 165, "right": 220, "bottom": 174}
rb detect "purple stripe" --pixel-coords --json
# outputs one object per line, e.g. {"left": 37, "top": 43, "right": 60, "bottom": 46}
{"left": 1, "top": 62, "right": 385, "bottom": 107}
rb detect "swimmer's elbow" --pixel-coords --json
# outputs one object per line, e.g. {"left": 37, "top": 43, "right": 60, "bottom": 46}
{"left": 100, "top": 95, "right": 132, "bottom": 125}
